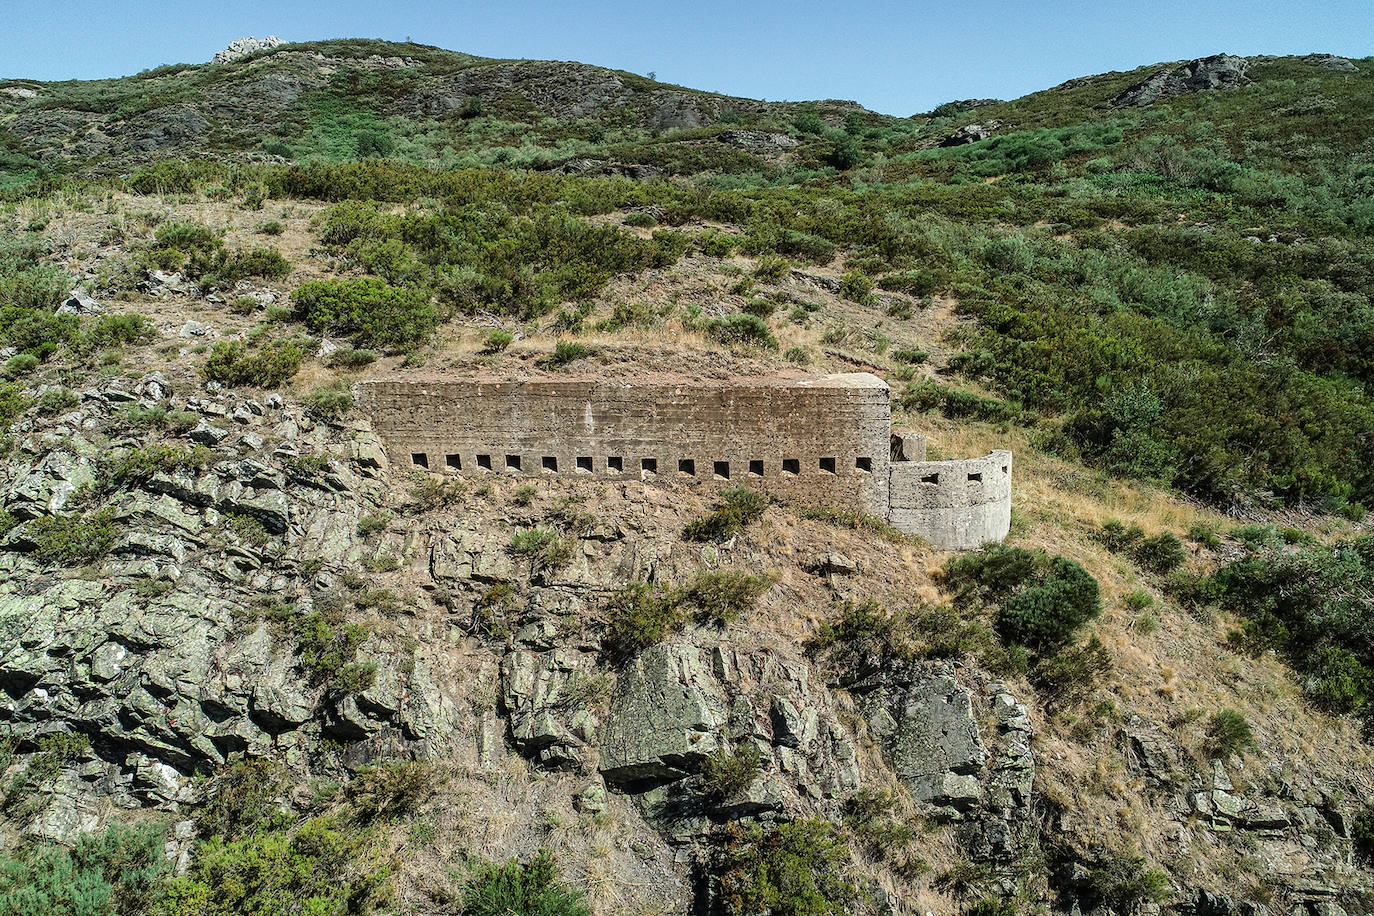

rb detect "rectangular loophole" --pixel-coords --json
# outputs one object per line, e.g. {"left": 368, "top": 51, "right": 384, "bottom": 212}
{"left": 678, "top": 458, "right": 696, "bottom": 476}
{"left": 576, "top": 456, "right": 593, "bottom": 473}
{"left": 641, "top": 457, "right": 657, "bottom": 474}
{"left": 782, "top": 458, "right": 800, "bottom": 476}
{"left": 713, "top": 461, "right": 730, "bottom": 480}
{"left": 819, "top": 457, "right": 837, "bottom": 474}
{"left": 748, "top": 459, "right": 764, "bottom": 477}
{"left": 445, "top": 454, "right": 462, "bottom": 470}
{"left": 411, "top": 453, "right": 429, "bottom": 468}
{"left": 476, "top": 454, "right": 492, "bottom": 470}
{"left": 855, "top": 456, "right": 872, "bottom": 473}
{"left": 921, "top": 472, "right": 939, "bottom": 485}
{"left": 1002, "top": 465, "right": 1009, "bottom": 475}
{"left": 967, "top": 472, "right": 983, "bottom": 483}
{"left": 506, "top": 454, "right": 522, "bottom": 471}
{"left": 607, "top": 456, "right": 623, "bottom": 473}
{"left": 542, "top": 456, "right": 557, "bottom": 472}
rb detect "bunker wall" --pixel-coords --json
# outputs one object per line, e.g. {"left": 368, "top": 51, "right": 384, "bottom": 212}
{"left": 357, "top": 374, "right": 892, "bottom": 514}
{"left": 889, "top": 450, "right": 1012, "bottom": 550}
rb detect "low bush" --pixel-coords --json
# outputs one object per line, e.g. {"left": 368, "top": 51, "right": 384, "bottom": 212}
{"left": 678, "top": 570, "right": 770, "bottom": 626}
{"left": 482, "top": 329, "right": 514, "bottom": 352}
{"left": 682, "top": 487, "right": 769, "bottom": 541}
{"left": 703, "top": 742, "right": 762, "bottom": 799}
{"left": 200, "top": 338, "right": 304, "bottom": 388}
{"left": 1206, "top": 709, "right": 1256, "bottom": 758}
{"left": 715, "top": 819, "right": 859, "bottom": 916}
{"left": 0, "top": 822, "right": 168, "bottom": 916}
{"left": 302, "top": 381, "right": 354, "bottom": 420}
{"left": 327, "top": 347, "right": 377, "bottom": 369}
{"left": 291, "top": 277, "right": 439, "bottom": 351}
{"left": 510, "top": 526, "right": 573, "bottom": 573}
{"left": 545, "top": 340, "right": 591, "bottom": 367}
{"left": 36, "top": 386, "right": 78, "bottom": 415}
{"left": 460, "top": 850, "right": 588, "bottom": 916}
{"left": 107, "top": 443, "right": 212, "bottom": 485}
{"left": 32, "top": 509, "right": 119, "bottom": 565}
{"left": 603, "top": 581, "right": 681, "bottom": 659}
{"left": 410, "top": 477, "right": 465, "bottom": 511}
{"left": 704, "top": 314, "right": 778, "bottom": 349}
{"left": 357, "top": 511, "right": 391, "bottom": 538}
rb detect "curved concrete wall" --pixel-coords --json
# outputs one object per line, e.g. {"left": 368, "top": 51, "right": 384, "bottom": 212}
{"left": 888, "top": 450, "right": 1012, "bottom": 550}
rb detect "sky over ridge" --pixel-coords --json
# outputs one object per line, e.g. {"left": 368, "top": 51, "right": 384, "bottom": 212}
{"left": 2, "top": 0, "right": 1371, "bottom": 115}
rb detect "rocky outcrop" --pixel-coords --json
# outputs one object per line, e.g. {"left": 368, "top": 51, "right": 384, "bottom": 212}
{"left": 212, "top": 36, "right": 287, "bottom": 65}
{"left": 939, "top": 120, "right": 1002, "bottom": 147}
{"left": 1113, "top": 54, "right": 1251, "bottom": 107}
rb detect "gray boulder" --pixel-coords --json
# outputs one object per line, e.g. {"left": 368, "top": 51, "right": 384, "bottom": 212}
{"left": 1113, "top": 54, "right": 1251, "bottom": 107}
{"left": 212, "top": 36, "right": 287, "bottom": 65}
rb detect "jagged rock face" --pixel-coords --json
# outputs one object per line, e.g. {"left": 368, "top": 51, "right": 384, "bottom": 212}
{"left": 1113, "top": 54, "right": 1251, "bottom": 107}
{"left": 212, "top": 36, "right": 287, "bottom": 65}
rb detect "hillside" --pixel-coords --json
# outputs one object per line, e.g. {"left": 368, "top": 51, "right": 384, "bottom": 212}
{"left": 0, "top": 38, "right": 1373, "bottom": 916}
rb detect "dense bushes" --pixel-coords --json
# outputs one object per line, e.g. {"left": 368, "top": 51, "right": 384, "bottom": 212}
{"left": 603, "top": 569, "right": 770, "bottom": 658}
{"left": 460, "top": 850, "right": 587, "bottom": 916}
{"left": 31, "top": 509, "right": 120, "bottom": 565}
{"left": 1097, "top": 521, "right": 1186, "bottom": 573}
{"left": 942, "top": 545, "right": 1101, "bottom": 652}
{"left": 715, "top": 820, "right": 859, "bottom": 916}
{"left": 0, "top": 823, "right": 168, "bottom": 916}
{"left": 1215, "top": 536, "right": 1374, "bottom": 720}
{"left": 291, "top": 278, "right": 439, "bottom": 350}
{"left": 201, "top": 338, "right": 305, "bottom": 387}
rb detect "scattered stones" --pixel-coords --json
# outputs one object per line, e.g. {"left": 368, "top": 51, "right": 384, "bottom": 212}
{"left": 56, "top": 288, "right": 104, "bottom": 316}
{"left": 939, "top": 120, "right": 1002, "bottom": 147}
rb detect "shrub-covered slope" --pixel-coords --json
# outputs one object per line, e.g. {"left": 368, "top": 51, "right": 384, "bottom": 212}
{"left": 0, "top": 42, "right": 1372, "bottom": 916}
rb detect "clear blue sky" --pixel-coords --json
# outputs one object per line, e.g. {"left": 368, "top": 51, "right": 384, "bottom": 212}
{"left": 2, "top": 1, "right": 1370, "bottom": 116}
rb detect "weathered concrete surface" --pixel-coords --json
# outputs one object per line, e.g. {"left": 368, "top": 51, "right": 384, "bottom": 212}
{"left": 358, "top": 373, "right": 893, "bottom": 516}
{"left": 889, "top": 450, "right": 1012, "bottom": 550}
{"left": 357, "top": 373, "right": 1012, "bottom": 550}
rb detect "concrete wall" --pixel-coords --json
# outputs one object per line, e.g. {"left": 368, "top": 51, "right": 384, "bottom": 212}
{"left": 356, "top": 373, "right": 893, "bottom": 515}
{"left": 888, "top": 450, "right": 1013, "bottom": 550}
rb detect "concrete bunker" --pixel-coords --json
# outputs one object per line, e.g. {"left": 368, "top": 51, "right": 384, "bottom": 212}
{"left": 357, "top": 372, "right": 1011, "bottom": 549}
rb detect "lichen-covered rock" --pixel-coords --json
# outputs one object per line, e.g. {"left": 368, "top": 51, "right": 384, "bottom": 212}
{"left": 857, "top": 665, "right": 986, "bottom": 808}
{"left": 1113, "top": 54, "right": 1250, "bottom": 107}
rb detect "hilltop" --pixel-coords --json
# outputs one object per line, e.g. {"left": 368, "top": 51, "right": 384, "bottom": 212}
{"left": 0, "top": 39, "right": 1373, "bottom": 915}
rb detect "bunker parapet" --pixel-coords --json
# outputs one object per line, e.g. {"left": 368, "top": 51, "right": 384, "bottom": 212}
{"left": 356, "top": 372, "right": 1011, "bottom": 549}
{"left": 889, "top": 450, "right": 1013, "bottom": 551}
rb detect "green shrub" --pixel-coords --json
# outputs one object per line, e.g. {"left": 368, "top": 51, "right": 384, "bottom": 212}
{"left": 1206, "top": 709, "right": 1256, "bottom": 758}
{"left": 545, "top": 340, "right": 591, "bottom": 367}
{"left": 36, "top": 386, "right": 78, "bottom": 415}
{"left": 302, "top": 381, "right": 353, "bottom": 420}
{"left": 258, "top": 220, "right": 285, "bottom": 236}
{"left": 460, "top": 850, "right": 588, "bottom": 916}
{"left": 839, "top": 269, "right": 874, "bottom": 304}
{"left": 998, "top": 557, "right": 1102, "bottom": 651}
{"left": 682, "top": 487, "right": 769, "bottom": 541}
{"left": 1354, "top": 806, "right": 1374, "bottom": 866}
{"left": 1134, "top": 532, "right": 1186, "bottom": 574}
{"left": 704, "top": 314, "right": 778, "bottom": 350}
{"left": 0, "top": 822, "right": 168, "bottom": 916}
{"left": 107, "top": 443, "right": 212, "bottom": 485}
{"left": 482, "top": 329, "right": 514, "bottom": 352}
{"left": 703, "top": 742, "right": 762, "bottom": 799}
{"left": 294, "top": 611, "right": 370, "bottom": 686}
{"left": 716, "top": 819, "right": 859, "bottom": 916}
{"left": 623, "top": 211, "right": 658, "bottom": 228}
{"left": 32, "top": 509, "right": 119, "bottom": 565}
{"left": 2, "top": 353, "right": 39, "bottom": 377}
{"left": 890, "top": 347, "right": 928, "bottom": 365}
{"left": 327, "top": 347, "right": 377, "bottom": 369}
{"left": 201, "top": 338, "right": 304, "bottom": 388}
{"left": 160, "top": 814, "right": 390, "bottom": 916}
{"left": 357, "top": 512, "right": 391, "bottom": 538}
{"left": 679, "top": 570, "right": 770, "bottom": 626}
{"left": 347, "top": 759, "right": 442, "bottom": 821}
{"left": 410, "top": 477, "right": 465, "bottom": 511}
{"left": 783, "top": 346, "right": 810, "bottom": 365}
{"left": 88, "top": 312, "right": 156, "bottom": 347}
{"left": 941, "top": 545, "right": 1101, "bottom": 653}
{"left": 603, "top": 582, "right": 682, "bottom": 659}
{"left": 291, "top": 278, "right": 439, "bottom": 351}
{"left": 1187, "top": 522, "right": 1223, "bottom": 550}
{"left": 1079, "top": 853, "right": 1170, "bottom": 912}
{"left": 509, "top": 526, "right": 573, "bottom": 572}
{"left": 753, "top": 255, "right": 790, "bottom": 283}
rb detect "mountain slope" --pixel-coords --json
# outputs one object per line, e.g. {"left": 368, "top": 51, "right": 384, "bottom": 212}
{"left": 0, "top": 41, "right": 1372, "bottom": 916}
